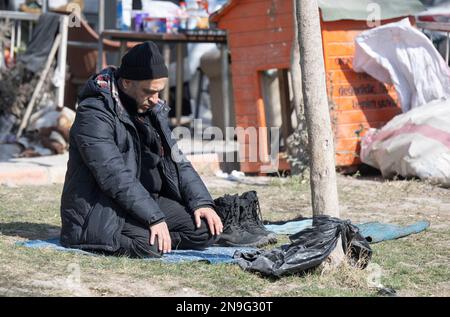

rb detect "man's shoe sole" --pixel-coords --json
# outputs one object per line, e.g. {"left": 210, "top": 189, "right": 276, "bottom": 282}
{"left": 217, "top": 236, "right": 270, "bottom": 248}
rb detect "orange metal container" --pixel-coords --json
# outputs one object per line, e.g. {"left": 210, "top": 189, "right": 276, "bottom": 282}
{"left": 212, "top": 0, "right": 408, "bottom": 173}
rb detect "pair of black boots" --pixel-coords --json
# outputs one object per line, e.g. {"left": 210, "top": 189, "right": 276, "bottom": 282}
{"left": 214, "top": 191, "right": 277, "bottom": 247}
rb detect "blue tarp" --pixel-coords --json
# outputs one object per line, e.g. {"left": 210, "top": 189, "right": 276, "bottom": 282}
{"left": 266, "top": 219, "right": 430, "bottom": 243}
{"left": 17, "top": 239, "right": 254, "bottom": 264}
{"left": 357, "top": 220, "right": 430, "bottom": 243}
{"left": 17, "top": 220, "right": 429, "bottom": 263}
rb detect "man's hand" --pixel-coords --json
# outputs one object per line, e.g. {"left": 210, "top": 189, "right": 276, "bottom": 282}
{"left": 149, "top": 221, "right": 171, "bottom": 253}
{"left": 194, "top": 207, "right": 223, "bottom": 236}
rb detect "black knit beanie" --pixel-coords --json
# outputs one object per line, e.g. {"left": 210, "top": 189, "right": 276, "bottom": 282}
{"left": 118, "top": 41, "right": 168, "bottom": 80}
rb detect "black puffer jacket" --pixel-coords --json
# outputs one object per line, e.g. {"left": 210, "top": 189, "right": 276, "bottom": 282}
{"left": 60, "top": 67, "right": 214, "bottom": 252}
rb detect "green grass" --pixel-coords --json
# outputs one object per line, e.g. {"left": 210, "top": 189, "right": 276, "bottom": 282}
{"left": 0, "top": 178, "right": 449, "bottom": 297}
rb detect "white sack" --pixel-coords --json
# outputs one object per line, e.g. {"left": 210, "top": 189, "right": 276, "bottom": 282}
{"left": 354, "top": 18, "right": 450, "bottom": 112}
{"left": 361, "top": 98, "right": 450, "bottom": 186}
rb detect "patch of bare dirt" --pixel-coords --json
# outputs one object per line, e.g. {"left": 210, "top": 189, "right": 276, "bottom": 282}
{"left": 19, "top": 270, "right": 204, "bottom": 297}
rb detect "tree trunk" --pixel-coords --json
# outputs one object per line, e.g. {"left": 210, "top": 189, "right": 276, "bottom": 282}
{"left": 286, "top": 0, "right": 309, "bottom": 176}
{"left": 290, "top": 0, "right": 303, "bottom": 118}
{"left": 296, "top": 0, "right": 340, "bottom": 217}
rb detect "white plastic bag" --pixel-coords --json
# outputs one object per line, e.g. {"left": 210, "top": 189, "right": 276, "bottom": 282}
{"left": 354, "top": 18, "right": 450, "bottom": 112}
{"left": 361, "top": 99, "right": 450, "bottom": 186}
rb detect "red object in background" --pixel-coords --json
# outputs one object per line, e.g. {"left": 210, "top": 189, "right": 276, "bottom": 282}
{"left": 4, "top": 47, "right": 12, "bottom": 66}
{"left": 197, "top": 0, "right": 209, "bottom": 13}
{"left": 418, "top": 15, "right": 437, "bottom": 22}
{"left": 417, "top": 14, "right": 450, "bottom": 23}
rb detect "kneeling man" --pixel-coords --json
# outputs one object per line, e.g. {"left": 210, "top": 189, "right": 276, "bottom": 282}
{"left": 60, "top": 41, "right": 223, "bottom": 258}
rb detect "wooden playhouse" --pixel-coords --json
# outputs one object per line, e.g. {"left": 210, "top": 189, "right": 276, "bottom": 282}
{"left": 211, "top": 0, "right": 424, "bottom": 173}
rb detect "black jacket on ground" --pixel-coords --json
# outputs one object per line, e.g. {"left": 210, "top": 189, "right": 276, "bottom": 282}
{"left": 60, "top": 67, "right": 214, "bottom": 252}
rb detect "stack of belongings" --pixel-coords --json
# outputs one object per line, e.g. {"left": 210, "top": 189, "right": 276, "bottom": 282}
{"left": 0, "top": 13, "right": 61, "bottom": 141}
{"left": 18, "top": 106, "right": 75, "bottom": 157}
{"left": 0, "top": 13, "right": 76, "bottom": 158}
{"left": 214, "top": 191, "right": 277, "bottom": 247}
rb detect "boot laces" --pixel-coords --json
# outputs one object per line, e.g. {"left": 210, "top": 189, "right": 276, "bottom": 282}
{"left": 219, "top": 195, "right": 240, "bottom": 230}
{"left": 241, "top": 192, "right": 264, "bottom": 228}
{"left": 252, "top": 198, "right": 264, "bottom": 226}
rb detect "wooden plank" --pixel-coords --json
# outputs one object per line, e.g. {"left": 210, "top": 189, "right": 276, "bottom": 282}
{"left": 239, "top": 144, "right": 269, "bottom": 160}
{"left": 277, "top": 156, "right": 291, "bottom": 172}
{"left": 235, "top": 114, "right": 260, "bottom": 127}
{"left": 231, "top": 61, "right": 289, "bottom": 75}
{"left": 322, "top": 30, "right": 365, "bottom": 44}
{"left": 321, "top": 17, "right": 413, "bottom": 32}
{"left": 325, "top": 55, "right": 355, "bottom": 71}
{"left": 230, "top": 63, "right": 258, "bottom": 75}
{"left": 329, "top": 81, "right": 397, "bottom": 98}
{"left": 328, "top": 79, "right": 397, "bottom": 95}
{"left": 232, "top": 94, "right": 255, "bottom": 103}
{"left": 235, "top": 130, "right": 268, "bottom": 147}
{"left": 234, "top": 88, "right": 258, "bottom": 102}
{"left": 327, "top": 70, "right": 376, "bottom": 85}
{"left": 233, "top": 103, "right": 259, "bottom": 116}
{"left": 233, "top": 99, "right": 256, "bottom": 110}
{"left": 330, "top": 94, "right": 400, "bottom": 111}
{"left": 239, "top": 161, "right": 262, "bottom": 174}
{"left": 335, "top": 152, "right": 360, "bottom": 167}
{"left": 334, "top": 121, "right": 387, "bottom": 139}
{"left": 237, "top": 133, "right": 258, "bottom": 145}
{"left": 228, "top": 28, "right": 293, "bottom": 48}
{"left": 230, "top": 44, "right": 291, "bottom": 63}
{"left": 223, "top": 1, "right": 292, "bottom": 21}
{"left": 335, "top": 137, "right": 361, "bottom": 153}
{"left": 17, "top": 34, "right": 61, "bottom": 138}
{"left": 219, "top": 13, "right": 293, "bottom": 34}
{"left": 230, "top": 44, "right": 291, "bottom": 60}
{"left": 240, "top": 156, "right": 291, "bottom": 173}
{"left": 233, "top": 97, "right": 256, "bottom": 109}
{"left": 256, "top": 98, "right": 268, "bottom": 130}
{"left": 331, "top": 108, "right": 401, "bottom": 125}
{"left": 240, "top": 0, "right": 273, "bottom": 3}
{"left": 321, "top": 19, "right": 369, "bottom": 32}
{"left": 232, "top": 74, "right": 258, "bottom": 88}
{"left": 324, "top": 42, "right": 355, "bottom": 57}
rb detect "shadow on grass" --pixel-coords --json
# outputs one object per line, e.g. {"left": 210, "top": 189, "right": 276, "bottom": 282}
{"left": 0, "top": 222, "right": 60, "bottom": 240}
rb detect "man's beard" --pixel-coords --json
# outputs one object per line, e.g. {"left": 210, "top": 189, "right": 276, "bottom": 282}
{"left": 117, "top": 86, "right": 140, "bottom": 115}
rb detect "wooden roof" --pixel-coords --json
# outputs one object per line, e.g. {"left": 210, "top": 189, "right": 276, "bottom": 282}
{"left": 210, "top": 0, "right": 424, "bottom": 23}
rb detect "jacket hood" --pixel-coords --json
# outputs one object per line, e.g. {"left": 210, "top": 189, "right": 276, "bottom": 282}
{"left": 77, "top": 66, "right": 132, "bottom": 118}
{"left": 78, "top": 66, "right": 118, "bottom": 103}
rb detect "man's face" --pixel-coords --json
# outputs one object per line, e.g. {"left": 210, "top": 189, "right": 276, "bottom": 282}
{"left": 122, "top": 77, "right": 168, "bottom": 113}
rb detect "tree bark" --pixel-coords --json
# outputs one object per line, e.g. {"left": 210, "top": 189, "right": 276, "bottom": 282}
{"left": 290, "top": 0, "right": 303, "bottom": 118}
{"left": 286, "top": 0, "right": 309, "bottom": 176}
{"left": 296, "top": 0, "right": 340, "bottom": 217}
